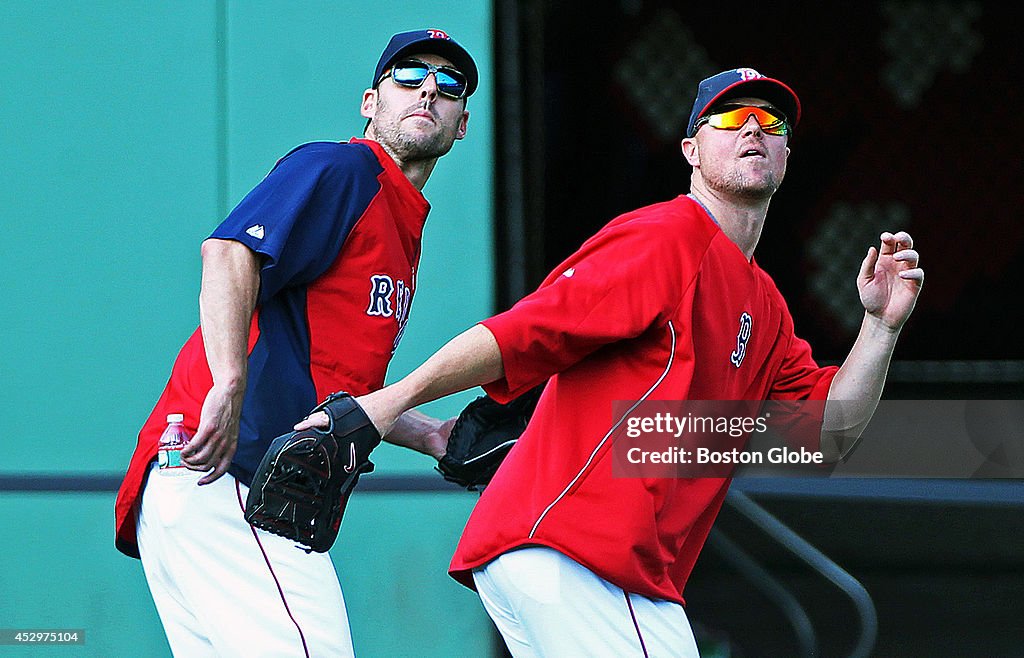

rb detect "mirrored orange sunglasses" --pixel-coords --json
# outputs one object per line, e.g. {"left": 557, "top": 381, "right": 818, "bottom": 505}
{"left": 694, "top": 105, "right": 790, "bottom": 136}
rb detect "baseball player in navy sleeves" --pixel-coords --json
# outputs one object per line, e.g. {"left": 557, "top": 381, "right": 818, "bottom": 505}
{"left": 115, "top": 29, "right": 479, "bottom": 657}
{"left": 301, "top": 68, "right": 923, "bottom": 656}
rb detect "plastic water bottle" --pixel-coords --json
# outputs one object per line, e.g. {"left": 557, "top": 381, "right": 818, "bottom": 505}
{"left": 157, "top": 413, "right": 192, "bottom": 476}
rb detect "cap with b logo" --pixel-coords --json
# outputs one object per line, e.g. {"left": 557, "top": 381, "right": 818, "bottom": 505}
{"left": 373, "top": 29, "right": 479, "bottom": 97}
{"left": 686, "top": 68, "right": 800, "bottom": 137}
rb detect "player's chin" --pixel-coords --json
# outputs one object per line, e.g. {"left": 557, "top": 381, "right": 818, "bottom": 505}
{"left": 732, "top": 180, "right": 778, "bottom": 201}
{"left": 742, "top": 171, "right": 783, "bottom": 196}
{"left": 403, "top": 134, "right": 456, "bottom": 161}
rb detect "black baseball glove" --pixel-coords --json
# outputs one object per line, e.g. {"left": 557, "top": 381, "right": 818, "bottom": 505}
{"left": 244, "top": 392, "right": 381, "bottom": 552}
{"left": 437, "top": 385, "right": 543, "bottom": 490}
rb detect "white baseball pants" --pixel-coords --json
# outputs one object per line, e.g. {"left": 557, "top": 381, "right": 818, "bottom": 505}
{"left": 136, "top": 463, "right": 354, "bottom": 657}
{"left": 473, "top": 546, "right": 699, "bottom": 658}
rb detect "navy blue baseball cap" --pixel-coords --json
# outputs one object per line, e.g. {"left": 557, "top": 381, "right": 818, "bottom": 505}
{"left": 373, "top": 29, "right": 479, "bottom": 97}
{"left": 685, "top": 68, "right": 801, "bottom": 137}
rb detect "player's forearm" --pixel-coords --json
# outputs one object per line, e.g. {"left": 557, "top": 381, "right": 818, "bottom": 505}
{"left": 198, "top": 238, "right": 261, "bottom": 393}
{"left": 390, "top": 323, "right": 504, "bottom": 412}
{"left": 821, "top": 313, "right": 901, "bottom": 456}
{"left": 375, "top": 324, "right": 506, "bottom": 457}
{"left": 385, "top": 410, "right": 449, "bottom": 459}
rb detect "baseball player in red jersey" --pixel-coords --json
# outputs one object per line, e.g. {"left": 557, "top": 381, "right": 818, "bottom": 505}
{"left": 301, "top": 68, "right": 925, "bottom": 656}
{"left": 115, "top": 30, "right": 479, "bottom": 657}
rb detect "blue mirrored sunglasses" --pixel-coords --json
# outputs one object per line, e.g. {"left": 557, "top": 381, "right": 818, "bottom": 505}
{"left": 379, "top": 59, "right": 468, "bottom": 100}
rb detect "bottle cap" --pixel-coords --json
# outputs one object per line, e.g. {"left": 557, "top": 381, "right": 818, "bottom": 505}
{"left": 166, "top": 413, "right": 185, "bottom": 424}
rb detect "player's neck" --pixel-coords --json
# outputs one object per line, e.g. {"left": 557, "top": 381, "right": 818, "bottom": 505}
{"left": 688, "top": 185, "right": 769, "bottom": 261}
{"left": 396, "top": 158, "right": 438, "bottom": 191}
{"left": 366, "top": 134, "right": 438, "bottom": 191}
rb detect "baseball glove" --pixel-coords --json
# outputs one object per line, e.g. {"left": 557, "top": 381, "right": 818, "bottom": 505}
{"left": 244, "top": 392, "right": 381, "bottom": 553}
{"left": 437, "top": 385, "right": 543, "bottom": 490}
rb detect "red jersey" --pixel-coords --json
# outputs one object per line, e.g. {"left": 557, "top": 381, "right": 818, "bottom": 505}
{"left": 115, "top": 138, "right": 428, "bottom": 558}
{"left": 449, "top": 194, "right": 837, "bottom": 604}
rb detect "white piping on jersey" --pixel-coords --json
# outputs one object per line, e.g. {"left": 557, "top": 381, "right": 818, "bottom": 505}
{"left": 464, "top": 439, "right": 518, "bottom": 464}
{"left": 528, "top": 321, "right": 678, "bottom": 539}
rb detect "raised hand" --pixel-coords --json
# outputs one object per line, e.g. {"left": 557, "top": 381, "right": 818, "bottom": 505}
{"left": 857, "top": 231, "right": 924, "bottom": 331}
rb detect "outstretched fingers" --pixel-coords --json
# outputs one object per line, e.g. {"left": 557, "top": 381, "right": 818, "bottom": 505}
{"left": 894, "top": 248, "right": 920, "bottom": 270}
{"left": 859, "top": 246, "right": 879, "bottom": 282}
{"left": 898, "top": 267, "right": 925, "bottom": 282}
{"left": 878, "top": 231, "right": 913, "bottom": 257}
{"left": 892, "top": 244, "right": 922, "bottom": 284}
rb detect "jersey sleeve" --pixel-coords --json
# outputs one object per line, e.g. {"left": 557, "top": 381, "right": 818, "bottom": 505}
{"left": 209, "top": 142, "right": 382, "bottom": 303}
{"left": 768, "top": 332, "right": 839, "bottom": 401}
{"left": 483, "top": 215, "right": 709, "bottom": 401}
